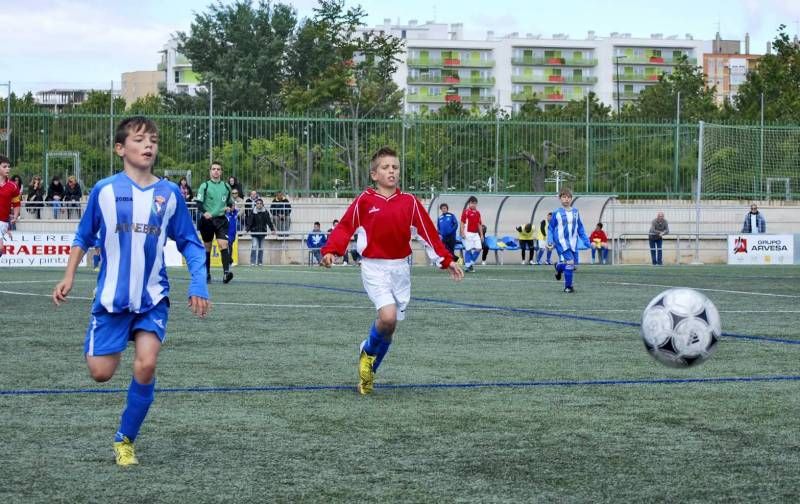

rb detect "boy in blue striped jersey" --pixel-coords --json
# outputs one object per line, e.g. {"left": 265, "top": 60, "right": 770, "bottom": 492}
{"left": 548, "top": 188, "right": 590, "bottom": 293}
{"left": 52, "top": 117, "right": 210, "bottom": 466}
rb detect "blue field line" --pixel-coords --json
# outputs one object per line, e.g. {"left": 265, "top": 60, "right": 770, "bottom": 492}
{"left": 2, "top": 375, "right": 799, "bottom": 397}
{"left": 222, "top": 278, "right": 800, "bottom": 346}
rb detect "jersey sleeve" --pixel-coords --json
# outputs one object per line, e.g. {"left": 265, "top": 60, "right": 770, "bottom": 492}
{"left": 321, "top": 197, "right": 360, "bottom": 257}
{"left": 167, "top": 190, "right": 209, "bottom": 300}
{"left": 72, "top": 186, "right": 102, "bottom": 251}
{"left": 411, "top": 196, "right": 453, "bottom": 269}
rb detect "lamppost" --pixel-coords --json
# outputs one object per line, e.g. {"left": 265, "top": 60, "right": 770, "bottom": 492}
{"left": 1, "top": 81, "right": 10, "bottom": 156}
{"left": 614, "top": 55, "right": 626, "bottom": 116}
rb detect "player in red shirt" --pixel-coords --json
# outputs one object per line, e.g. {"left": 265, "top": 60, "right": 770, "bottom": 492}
{"left": 459, "top": 195, "right": 484, "bottom": 272}
{"left": 589, "top": 222, "right": 609, "bottom": 264}
{"left": 322, "top": 146, "right": 463, "bottom": 395}
{"left": 0, "top": 155, "right": 21, "bottom": 258}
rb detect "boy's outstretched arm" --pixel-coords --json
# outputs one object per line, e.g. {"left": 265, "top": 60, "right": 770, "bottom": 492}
{"left": 168, "top": 191, "right": 211, "bottom": 318}
{"left": 53, "top": 245, "right": 87, "bottom": 306}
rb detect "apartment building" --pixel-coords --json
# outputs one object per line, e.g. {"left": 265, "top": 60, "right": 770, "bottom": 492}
{"left": 159, "top": 38, "right": 203, "bottom": 95}
{"left": 363, "top": 20, "right": 710, "bottom": 113}
{"left": 703, "top": 33, "right": 760, "bottom": 105}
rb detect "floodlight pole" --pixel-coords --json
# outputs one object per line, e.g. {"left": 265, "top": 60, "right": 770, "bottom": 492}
{"left": 109, "top": 80, "right": 115, "bottom": 176}
{"left": 209, "top": 81, "right": 214, "bottom": 164}
{"left": 1, "top": 81, "right": 10, "bottom": 157}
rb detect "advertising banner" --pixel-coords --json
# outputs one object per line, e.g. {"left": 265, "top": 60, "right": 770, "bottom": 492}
{"left": 0, "top": 232, "right": 86, "bottom": 267}
{"left": 728, "top": 234, "right": 794, "bottom": 265}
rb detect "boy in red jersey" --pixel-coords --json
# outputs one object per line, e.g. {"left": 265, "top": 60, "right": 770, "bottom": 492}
{"left": 0, "top": 155, "right": 21, "bottom": 257}
{"left": 589, "top": 222, "right": 609, "bottom": 264}
{"left": 459, "top": 195, "right": 484, "bottom": 272}
{"left": 322, "top": 146, "right": 463, "bottom": 395}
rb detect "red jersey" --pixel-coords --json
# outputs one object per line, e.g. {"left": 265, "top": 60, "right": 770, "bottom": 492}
{"left": 322, "top": 188, "right": 453, "bottom": 269}
{"left": 589, "top": 229, "right": 608, "bottom": 243}
{"left": 0, "top": 179, "right": 21, "bottom": 221}
{"left": 460, "top": 207, "right": 482, "bottom": 233}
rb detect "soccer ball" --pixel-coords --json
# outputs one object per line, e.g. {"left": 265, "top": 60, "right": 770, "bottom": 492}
{"left": 641, "top": 288, "right": 721, "bottom": 368}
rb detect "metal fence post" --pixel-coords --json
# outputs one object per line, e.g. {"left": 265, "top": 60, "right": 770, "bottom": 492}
{"left": 692, "top": 121, "right": 704, "bottom": 265}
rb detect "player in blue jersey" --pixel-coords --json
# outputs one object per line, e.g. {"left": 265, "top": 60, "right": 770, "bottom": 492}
{"left": 548, "top": 187, "right": 590, "bottom": 293}
{"left": 52, "top": 116, "right": 210, "bottom": 466}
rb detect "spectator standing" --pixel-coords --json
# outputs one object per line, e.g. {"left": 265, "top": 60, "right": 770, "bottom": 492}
{"left": 244, "top": 190, "right": 259, "bottom": 222}
{"left": 437, "top": 203, "right": 459, "bottom": 262}
{"left": 227, "top": 176, "right": 244, "bottom": 198}
{"left": 26, "top": 175, "right": 45, "bottom": 219}
{"left": 459, "top": 195, "right": 484, "bottom": 273}
{"left": 270, "top": 191, "right": 292, "bottom": 236}
{"left": 64, "top": 176, "right": 83, "bottom": 219}
{"left": 46, "top": 175, "right": 65, "bottom": 219}
{"left": 515, "top": 222, "right": 536, "bottom": 265}
{"left": 245, "top": 198, "right": 275, "bottom": 266}
{"left": 177, "top": 176, "right": 193, "bottom": 202}
{"left": 648, "top": 211, "right": 669, "bottom": 266}
{"left": 742, "top": 203, "right": 766, "bottom": 234}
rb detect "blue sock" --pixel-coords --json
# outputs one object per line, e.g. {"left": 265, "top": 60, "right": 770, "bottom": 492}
{"left": 591, "top": 249, "right": 596, "bottom": 261}
{"left": 93, "top": 254, "right": 101, "bottom": 268}
{"left": 115, "top": 377, "right": 155, "bottom": 442}
{"left": 536, "top": 249, "right": 544, "bottom": 263}
{"left": 363, "top": 322, "right": 392, "bottom": 372}
{"left": 556, "top": 262, "right": 565, "bottom": 274}
{"left": 546, "top": 250, "right": 553, "bottom": 263}
{"left": 603, "top": 248, "right": 609, "bottom": 262}
{"left": 565, "top": 264, "right": 574, "bottom": 288}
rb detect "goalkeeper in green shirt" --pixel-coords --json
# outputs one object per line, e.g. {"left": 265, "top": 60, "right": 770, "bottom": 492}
{"left": 195, "top": 162, "right": 235, "bottom": 284}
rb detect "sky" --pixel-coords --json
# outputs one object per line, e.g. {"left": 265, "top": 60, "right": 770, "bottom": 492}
{"left": 1, "top": 0, "right": 799, "bottom": 96}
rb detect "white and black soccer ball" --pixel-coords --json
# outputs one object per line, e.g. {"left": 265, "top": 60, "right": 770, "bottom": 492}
{"left": 641, "top": 288, "right": 721, "bottom": 368}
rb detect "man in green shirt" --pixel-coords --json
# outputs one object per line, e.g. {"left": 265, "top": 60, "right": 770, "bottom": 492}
{"left": 196, "top": 162, "right": 234, "bottom": 283}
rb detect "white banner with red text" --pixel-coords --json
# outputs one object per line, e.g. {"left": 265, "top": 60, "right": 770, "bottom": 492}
{"left": 727, "top": 234, "right": 794, "bottom": 265}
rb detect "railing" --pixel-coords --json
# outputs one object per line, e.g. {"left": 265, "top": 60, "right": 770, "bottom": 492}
{"left": 615, "top": 56, "right": 697, "bottom": 65}
{"left": 613, "top": 73, "right": 666, "bottom": 82}
{"left": 511, "top": 75, "right": 598, "bottom": 84}
{"left": 406, "top": 58, "right": 444, "bottom": 67}
{"left": 511, "top": 57, "right": 598, "bottom": 66}
{"left": 611, "top": 232, "right": 731, "bottom": 265}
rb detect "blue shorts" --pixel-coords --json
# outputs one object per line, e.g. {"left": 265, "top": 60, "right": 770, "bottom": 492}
{"left": 84, "top": 298, "right": 170, "bottom": 356}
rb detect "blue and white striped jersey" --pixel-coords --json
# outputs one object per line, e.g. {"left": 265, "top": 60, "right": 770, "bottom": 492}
{"left": 548, "top": 206, "right": 590, "bottom": 255}
{"left": 73, "top": 172, "right": 208, "bottom": 314}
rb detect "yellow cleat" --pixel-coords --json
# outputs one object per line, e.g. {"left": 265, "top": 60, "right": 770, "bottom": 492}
{"left": 113, "top": 436, "right": 139, "bottom": 466}
{"left": 358, "top": 350, "right": 376, "bottom": 395}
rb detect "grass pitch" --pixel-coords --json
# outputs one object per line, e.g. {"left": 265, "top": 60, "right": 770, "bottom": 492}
{"left": 1, "top": 264, "right": 799, "bottom": 503}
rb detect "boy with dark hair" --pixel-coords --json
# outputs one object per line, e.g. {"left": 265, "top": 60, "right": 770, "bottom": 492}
{"left": 52, "top": 116, "right": 210, "bottom": 466}
{"left": 589, "top": 222, "right": 609, "bottom": 265}
{"left": 321, "top": 146, "right": 463, "bottom": 395}
{"left": 0, "top": 155, "right": 21, "bottom": 257}
{"left": 437, "top": 203, "right": 459, "bottom": 262}
{"left": 460, "top": 195, "right": 483, "bottom": 272}
{"left": 306, "top": 221, "right": 327, "bottom": 264}
{"left": 196, "top": 162, "right": 234, "bottom": 283}
{"left": 548, "top": 188, "right": 590, "bottom": 293}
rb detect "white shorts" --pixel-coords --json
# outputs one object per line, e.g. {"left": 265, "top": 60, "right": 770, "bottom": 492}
{"left": 360, "top": 258, "right": 411, "bottom": 321}
{"left": 538, "top": 239, "right": 553, "bottom": 250}
{"left": 462, "top": 231, "right": 482, "bottom": 251}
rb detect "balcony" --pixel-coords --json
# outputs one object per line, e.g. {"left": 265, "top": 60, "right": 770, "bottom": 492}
{"left": 511, "top": 75, "right": 598, "bottom": 85}
{"left": 612, "top": 91, "right": 641, "bottom": 100}
{"left": 407, "top": 58, "right": 443, "bottom": 68}
{"left": 443, "top": 58, "right": 495, "bottom": 68}
{"left": 452, "top": 77, "right": 495, "bottom": 87}
{"left": 614, "top": 55, "right": 697, "bottom": 65}
{"left": 407, "top": 75, "right": 446, "bottom": 85}
{"left": 511, "top": 56, "right": 598, "bottom": 66}
{"left": 406, "top": 94, "right": 446, "bottom": 103}
{"left": 511, "top": 92, "right": 537, "bottom": 102}
{"left": 462, "top": 95, "right": 495, "bottom": 104}
{"left": 613, "top": 73, "right": 667, "bottom": 83}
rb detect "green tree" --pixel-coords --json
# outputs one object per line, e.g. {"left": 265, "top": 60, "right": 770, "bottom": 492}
{"left": 177, "top": 0, "right": 298, "bottom": 112}
{"left": 629, "top": 57, "right": 719, "bottom": 122}
{"left": 283, "top": 1, "right": 404, "bottom": 190}
{"left": 734, "top": 26, "right": 800, "bottom": 122}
